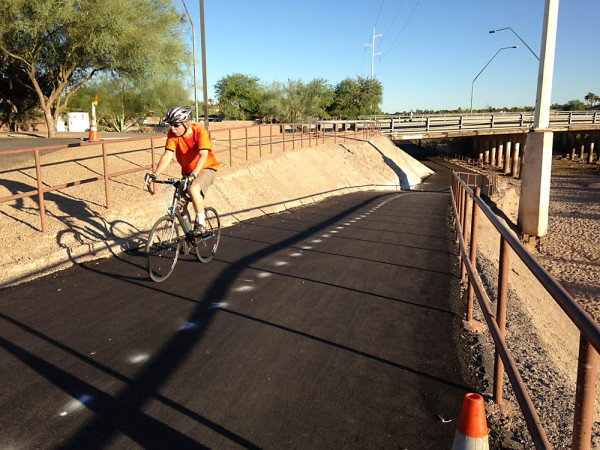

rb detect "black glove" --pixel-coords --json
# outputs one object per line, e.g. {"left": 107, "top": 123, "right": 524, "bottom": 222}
{"left": 144, "top": 173, "right": 157, "bottom": 193}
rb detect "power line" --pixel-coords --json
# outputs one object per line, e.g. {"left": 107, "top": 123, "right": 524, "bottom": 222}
{"left": 382, "top": 0, "right": 407, "bottom": 38}
{"left": 373, "top": 0, "right": 384, "bottom": 29}
{"left": 381, "top": 0, "right": 421, "bottom": 58}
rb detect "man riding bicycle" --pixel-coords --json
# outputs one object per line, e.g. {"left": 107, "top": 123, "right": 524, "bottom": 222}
{"left": 151, "top": 106, "right": 219, "bottom": 234}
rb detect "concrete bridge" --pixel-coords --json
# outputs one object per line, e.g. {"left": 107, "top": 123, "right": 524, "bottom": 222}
{"left": 360, "top": 111, "right": 600, "bottom": 140}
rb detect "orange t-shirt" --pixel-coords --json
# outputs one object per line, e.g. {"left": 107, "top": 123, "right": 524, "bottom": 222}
{"left": 165, "top": 123, "right": 220, "bottom": 175}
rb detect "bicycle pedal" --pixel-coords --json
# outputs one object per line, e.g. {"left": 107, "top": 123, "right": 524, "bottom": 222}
{"left": 182, "top": 239, "right": 193, "bottom": 254}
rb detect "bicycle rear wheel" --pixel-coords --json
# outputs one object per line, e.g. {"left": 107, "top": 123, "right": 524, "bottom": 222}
{"left": 146, "top": 215, "right": 181, "bottom": 282}
{"left": 195, "top": 207, "right": 221, "bottom": 263}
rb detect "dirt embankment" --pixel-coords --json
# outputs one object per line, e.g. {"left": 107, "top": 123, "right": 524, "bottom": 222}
{"left": 0, "top": 134, "right": 432, "bottom": 287}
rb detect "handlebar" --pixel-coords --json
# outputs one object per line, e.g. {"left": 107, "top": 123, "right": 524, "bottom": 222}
{"left": 144, "top": 173, "right": 185, "bottom": 195}
{"left": 143, "top": 173, "right": 156, "bottom": 195}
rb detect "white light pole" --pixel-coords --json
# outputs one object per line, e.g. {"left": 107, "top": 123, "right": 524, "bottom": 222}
{"left": 181, "top": 0, "right": 199, "bottom": 123}
{"left": 489, "top": 27, "right": 540, "bottom": 60}
{"left": 470, "top": 46, "right": 518, "bottom": 113}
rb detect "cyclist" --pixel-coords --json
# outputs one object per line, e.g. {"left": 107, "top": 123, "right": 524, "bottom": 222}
{"left": 151, "top": 106, "right": 219, "bottom": 234}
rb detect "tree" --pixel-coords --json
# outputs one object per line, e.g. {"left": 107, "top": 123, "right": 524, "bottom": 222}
{"left": 0, "top": 52, "right": 45, "bottom": 131}
{"left": 584, "top": 92, "right": 599, "bottom": 108}
{"left": 262, "top": 78, "right": 334, "bottom": 123}
{"left": 0, "top": 0, "right": 187, "bottom": 137}
{"left": 67, "top": 73, "right": 192, "bottom": 130}
{"left": 562, "top": 100, "right": 587, "bottom": 111}
{"left": 328, "top": 76, "right": 383, "bottom": 119}
{"left": 214, "top": 73, "right": 263, "bottom": 120}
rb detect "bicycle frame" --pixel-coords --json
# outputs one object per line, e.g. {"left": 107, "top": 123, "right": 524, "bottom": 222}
{"left": 146, "top": 176, "right": 193, "bottom": 237}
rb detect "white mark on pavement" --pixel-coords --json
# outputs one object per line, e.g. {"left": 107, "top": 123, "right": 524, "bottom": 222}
{"left": 129, "top": 354, "right": 150, "bottom": 364}
{"left": 210, "top": 302, "right": 229, "bottom": 308}
{"left": 60, "top": 394, "right": 95, "bottom": 416}
{"left": 234, "top": 285, "right": 254, "bottom": 292}
{"left": 180, "top": 322, "right": 200, "bottom": 331}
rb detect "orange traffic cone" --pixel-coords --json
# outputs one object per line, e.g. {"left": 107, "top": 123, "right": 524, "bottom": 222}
{"left": 451, "top": 393, "right": 489, "bottom": 450}
{"left": 88, "top": 114, "right": 99, "bottom": 141}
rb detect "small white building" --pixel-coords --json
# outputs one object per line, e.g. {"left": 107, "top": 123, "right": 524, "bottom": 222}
{"left": 66, "top": 112, "right": 90, "bottom": 132}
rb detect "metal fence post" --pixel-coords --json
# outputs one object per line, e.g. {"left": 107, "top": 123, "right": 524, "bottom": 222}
{"left": 34, "top": 149, "right": 48, "bottom": 234}
{"left": 229, "top": 129, "right": 233, "bottom": 166}
{"left": 334, "top": 122, "right": 337, "bottom": 144}
{"left": 493, "top": 236, "right": 510, "bottom": 404}
{"left": 460, "top": 188, "right": 469, "bottom": 282}
{"left": 102, "top": 142, "right": 110, "bottom": 209}
{"left": 572, "top": 335, "right": 599, "bottom": 450}
{"left": 466, "top": 187, "right": 481, "bottom": 322}
{"left": 151, "top": 138, "right": 156, "bottom": 171}
{"left": 245, "top": 126, "right": 249, "bottom": 160}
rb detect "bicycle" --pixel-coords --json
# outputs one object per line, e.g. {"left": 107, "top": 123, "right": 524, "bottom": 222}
{"left": 143, "top": 173, "right": 221, "bottom": 282}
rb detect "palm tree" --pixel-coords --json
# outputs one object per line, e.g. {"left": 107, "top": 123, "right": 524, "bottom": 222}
{"left": 584, "top": 92, "right": 598, "bottom": 108}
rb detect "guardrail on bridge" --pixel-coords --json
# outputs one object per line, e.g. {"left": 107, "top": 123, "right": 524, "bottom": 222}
{"left": 360, "top": 111, "right": 599, "bottom": 138}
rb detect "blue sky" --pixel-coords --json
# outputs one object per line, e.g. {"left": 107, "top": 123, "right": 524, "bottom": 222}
{"left": 180, "top": 0, "right": 600, "bottom": 113}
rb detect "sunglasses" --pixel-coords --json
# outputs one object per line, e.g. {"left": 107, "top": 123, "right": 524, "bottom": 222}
{"left": 170, "top": 122, "right": 184, "bottom": 128}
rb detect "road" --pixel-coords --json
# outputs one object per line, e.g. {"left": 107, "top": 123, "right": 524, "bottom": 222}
{"left": 0, "top": 146, "right": 475, "bottom": 449}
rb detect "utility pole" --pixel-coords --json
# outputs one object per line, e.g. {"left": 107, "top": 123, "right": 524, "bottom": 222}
{"left": 181, "top": 0, "right": 198, "bottom": 123}
{"left": 199, "top": 0, "right": 209, "bottom": 129}
{"left": 365, "top": 27, "right": 382, "bottom": 80}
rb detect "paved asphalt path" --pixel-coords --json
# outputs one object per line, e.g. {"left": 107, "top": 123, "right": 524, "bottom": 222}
{"left": 0, "top": 145, "right": 476, "bottom": 449}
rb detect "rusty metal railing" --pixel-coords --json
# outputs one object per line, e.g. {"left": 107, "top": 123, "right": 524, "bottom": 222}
{"left": 452, "top": 172, "right": 600, "bottom": 450}
{"left": 207, "top": 120, "right": 380, "bottom": 166}
{"left": 0, "top": 120, "right": 379, "bottom": 234}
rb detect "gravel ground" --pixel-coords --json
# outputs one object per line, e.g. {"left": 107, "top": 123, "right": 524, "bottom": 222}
{"left": 449, "top": 156, "right": 600, "bottom": 449}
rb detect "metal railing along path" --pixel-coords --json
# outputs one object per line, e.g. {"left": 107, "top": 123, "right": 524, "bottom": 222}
{"left": 452, "top": 172, "right": 600, "bottom": 450}
{"left": 0, "top": 120, "right": 379, "bottom": 234}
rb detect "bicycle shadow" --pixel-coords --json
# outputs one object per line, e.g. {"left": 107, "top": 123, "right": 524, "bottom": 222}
{"left": 0, "top": 178, "right": 147, "bottom": 276}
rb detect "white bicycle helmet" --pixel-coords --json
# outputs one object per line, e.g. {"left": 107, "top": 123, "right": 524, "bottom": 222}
{"left": 164, "top": 106, "right": 192, "bottom": 124}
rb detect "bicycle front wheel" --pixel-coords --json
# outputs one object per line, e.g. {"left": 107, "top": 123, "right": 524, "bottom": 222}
{"left": 195, "top": 207, "right": 221, "bottom": 263}
{"left": 146, "top": 215, "right": 181, "bottom": 282}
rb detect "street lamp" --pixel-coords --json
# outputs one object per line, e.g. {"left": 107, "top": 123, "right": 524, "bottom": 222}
{"left": 489, "top": 27, "right": 540, "bottom": 60}
{"left": 181, "top": 0, "right": 199, "bottom": 123}
{"left": 470, "top": 46, "right": 518, "bottom": 113}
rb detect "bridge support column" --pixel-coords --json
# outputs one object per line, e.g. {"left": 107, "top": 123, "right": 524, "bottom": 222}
{"left": 518, "top": 129, "right": 553, "bottom": 237}
{"left": 491, "top": 141, "right": 497, "bottom": 167}
{"left": 580, "top": 136, "right": 586, "bottom": 160}
{"left": 512, "top": 142, "right": 521, "bottom": 178}
{"left": 497, "top": 142, "right": 504, "bottom": 169}
{"left": 589, "top": 141, "right": 595, "bottom": 164}
{"left": 484, "top": 140, "right": 490, "bottom": 164}
{"left": 504, "top": 141, "right": 512, "bottom": 175}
